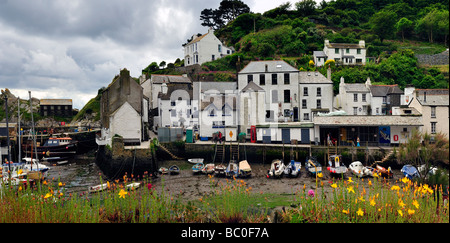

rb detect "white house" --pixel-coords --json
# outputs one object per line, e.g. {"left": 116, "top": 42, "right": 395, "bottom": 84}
{"left": 314, "top": 39, "right": 366, "bottom": 66}
{"left": 141, "top": 74, "right": 191, "bottom": 110}
{"left": 335, "top": 77, "right": 372, "bottom": 115}
{"left": 183, "top": 28, "right": 234, "bottom": 67}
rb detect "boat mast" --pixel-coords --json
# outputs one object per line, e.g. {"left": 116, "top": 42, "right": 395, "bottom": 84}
{"left": 2, "top": 92, "right": 11, "bottom": 173}
{"left": 17, "top": 96, "right": 21, "bottom": 162}
{"left": 28, "top": 91, "right": 39, "bottom": 170}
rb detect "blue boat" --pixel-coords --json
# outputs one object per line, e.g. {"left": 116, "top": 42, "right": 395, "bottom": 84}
{"left": 284, "top": 160, "right": 302, "bottom": 178}
{"left": 401, "top": 165, "right": 420, "bottom": 179}
{"left": 225, "top": 160, "right": 238, "bottom": 178}
{"left": 305, "top": 156, "right": 322, "bottom": 176}
{"left": 192, "top": 162, "right": 204, "bottom": 174}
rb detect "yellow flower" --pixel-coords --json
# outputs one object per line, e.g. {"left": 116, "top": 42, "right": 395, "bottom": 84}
{"left": 412, "top": 200, "right": 419, "bottom": 209}
{"left": 370, "top": 198, "right": 376, "bottom": 207}
{"left": 317, "top": 173, "right": 323, "bottom": 178}
{"left": 44, "top": 193, "right": 52, "bottom": 199}
{"left": 359, "top": 195, "right": 365, "bottom": 202}
{"left": 18, "top": 186, "right": 22, "bottom": 192}
{"left": 348, "top": 177, "right": 353, "bottom": 183}
{"left": 118, "top": 189, "right": 128, "bottom": 199}
{"left": 342, "top": 209, "right": 349, "bottom": 214}
{"left": 347, "top": 186, "right": 355, "bottom": 194}
{"left": 373, "top": 172, "right": 379, "bottom": 178}
{"left": 398, "top": 209, "right": 403, "bottom": 217}
{"left": 391, "top": 185, "right": 400, "bottom": 191}
{"left": 18, "top": 169, "right": 23, "bottom": 175}
{"left": 357, "top": 208, "right": 364, "bottom": 216}
{"left": 398, "top": 198, "right": 406, "bottom": 208}
{"left": 107, "top": 181, "right": 110, "bottom": 189}
{"left": 408, "top": 209, "right": 415, "bottom": 215}
{"left": 58, "top": 182, "right": 63, "bottom": 187}
{"left": 368, "top": 180, "right": 372, "bottom": 186}
{"left": 401, "top": 177, "right": 410, "bottom": 184}
{"left": 331, "top": 183, "right": 337, "bottom": 189}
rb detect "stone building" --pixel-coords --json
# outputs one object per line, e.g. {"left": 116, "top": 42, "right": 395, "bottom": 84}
{"left": 39, "top": 99, "right": 73, "bottom": 117}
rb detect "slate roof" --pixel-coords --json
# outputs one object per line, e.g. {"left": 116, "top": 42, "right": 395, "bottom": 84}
{"left": 313, "top": 51, "right": 327, "bottom": 57}
{"left": 299, "top": 71, "right": 333, "bottom": 84}
{"left": 158, "top": 83, "right": 193, "bottom": 100}
{"left": 40, "top": 99, "right": 72, "bottom": 106}
{"left": 314, "top": 115, "right": 423, "bottom": 126}
{"left": 370, "top": 85, "right": 403, "bottom": 97}
{"left": 415, "top": 89, "right": 449, "bottom": 106}
{"left": 344, "top": 83, "right": 370, "bottom": 93}
{"left": 151, "top": 75, "right": 191, "bottom": 84}
{"left": 239, "top": 60, "right": 298, "bottom": 74}
{"left": 326, "top": 42, "right": 365, "bottom": 49}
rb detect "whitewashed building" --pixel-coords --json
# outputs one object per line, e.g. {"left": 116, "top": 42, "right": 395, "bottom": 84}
{"left": 314, "top": 39, "right": 366, "bottom": 66}
{"left": 183, "top": 28, "right": 234, "bottom": 67}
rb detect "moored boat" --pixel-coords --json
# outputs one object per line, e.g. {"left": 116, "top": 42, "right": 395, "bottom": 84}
{"left": 169, "top": 165, "right": 180, "bottom": 175}
{"left": 192, "top": 162, "right": 204, "bottom": 174}
{"left": 327, "top": 155, "right": 348, "bottom": 176}
{"left": 238, "top": 160, "right": 252, "bottom": 178}
{"left": 188, "top": 158, "right": 204, "bottom": 164}
{"left": 305, "top": 156, "right": 322, "bottom": 176}
{"left": 159, "top": 167, "right": 169, "bottom": 175}
{"left": 401, "top": 165, "right": 419, "bottom": 179}
{"left": 226, "top": 160, "right": 238, "bottom": 178}
{"left": 267, "top": 159, "right": 285, "bottom": 179}
{"left": 349, "top": 161, "right": 366, "bottom": 178}
{"left": 376, "top": 164, "right": 393, "bottom": 178}
{"left": 88, "top": 183, "right": 108, "bottom": 193}
{"left": 214, "top": 164, "right": 226, "bottom": 177}
{"left": 285, "top": 160, "right": 301, "bottom": 178}
{"left": 202, "top": 163, "right": 215, "bottom": 174}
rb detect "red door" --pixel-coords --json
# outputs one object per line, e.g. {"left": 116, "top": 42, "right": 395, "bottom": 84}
{"left": 250, "top": 126, "right": 256, "bottom": 143}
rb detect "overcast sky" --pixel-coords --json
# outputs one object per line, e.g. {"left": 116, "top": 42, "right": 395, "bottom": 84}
{"left": 0, "top": 0, "right": 300, "bottom": 109}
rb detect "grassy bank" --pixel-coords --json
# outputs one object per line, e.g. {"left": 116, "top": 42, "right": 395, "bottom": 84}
{"left": 1, "top": 171, "right": 448, "bottom": 223}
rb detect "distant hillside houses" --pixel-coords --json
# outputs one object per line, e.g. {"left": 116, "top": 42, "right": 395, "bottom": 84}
{"left": 96, "top": 60, "right": 448, "bottom": 148}
{"left": 314, "top": 39, "right": 366, "bottom": 66}
{"left": 183, "top": 28, "right": 234, "bottom": 67}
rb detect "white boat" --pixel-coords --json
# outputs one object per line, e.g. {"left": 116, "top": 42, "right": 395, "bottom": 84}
{"left": 126, "top": 182, "right": 141, "bottom": 190}
{"left": 226, "top": 160, "right": 239, "bottom": 178}
{"left": 202, "top": 163, "right": 215, "bottom": 174}
{"left": 267, "top": 159, "right": 285, "bottom": 179}
{"left": 1, "top": 162, "right": 27, "bottom": 187}
{"left": 349, "top": 161, "right": 366, "bottom": 178}
{"left": 188, "top": 158, "right": 204, "bottom": 164}
{"left": 192, "top": 162, "right": 204, "bottom": 174}
{"left": 238, "top": 160, "right": 252, "bottom": 178}
{"left": 285, "top": 160, "right": 301, "bottom": 178}
{"left": 214, "top": 164, "right": 226, "bottom": 177}
{"left": 159, "top": 167, "right": 169, "bottom": 175}
{"left": 327, "top": 155, "right": 348, "bottom": 176}
{"left": 22, "top": 157, "right": 50, "bottom": 179}
{"left": 88, "top": 183, "right": 108, "bottom": 193}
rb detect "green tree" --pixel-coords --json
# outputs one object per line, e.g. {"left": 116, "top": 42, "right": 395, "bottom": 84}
{"left": 415, "top": 9, "right": 440, "bottom": 43}
{"left": 295, "top": 0, "right": 317, "bottom": 17}
{"left": 369, "top": 10, "right": 397, "bottom": 43}
{"left": 159, "top": 61, "right": 166, "bottom": 69}
{"left": 200, "top": 0, "right": 250, "bottom": 30}
{"left": 395, "top": 17, "right": 413, "bottom": 42}
{"left": 437, "top": 10, "right": 449, "bottom": 46}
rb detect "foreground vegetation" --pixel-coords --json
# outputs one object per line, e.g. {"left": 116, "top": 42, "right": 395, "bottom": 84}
{"left": 1, "top": 171, "right": 448, "bottom": 223}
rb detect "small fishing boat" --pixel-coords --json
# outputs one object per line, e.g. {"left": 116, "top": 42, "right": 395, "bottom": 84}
{"left": 192, "top": 162, "right": 204, "bottom": 174}
{"left": 159, "top": 167, "right": 169, "bottom": 175}
{"left": 267, "top": 159, "right": 285, "bottom": 179}
{"left": 364, "top": 166, "right": 379, "bottom": 177}
{"left": 188, "top": 158, "right": 204, "bottom": 164}
{"left": 126, "top": 182, "right": 141, "bottom": 190}
{"left": 88, "top": 183, "right": 108, "bottom": 193}
{"left": 349, "top": 161, "right": 366, "bottom": 178}
{"left": 238, "top": 160, "right": 252, "bottom": 178}
{"left": 305, "top": 156, "right": 322, "bottom": 176}
{"left": 376, "top": 164, "right": 393, "bottom": 178}
{"left": 202, "top": 163, "right": 215, "bottom": 174}
{"left": 401, "top": 165, "right": 420, "bottom": 179}
{"left": 418, "top": 164, "right": 438, "bottom": 176}
{"left": 22, "top": 157, "right": 50, "bottom": 179}
{"left": 284, "top": 160, "right": 301, "bottom": 178}
{"left": 214, "top": 164, "right": 226, "bottom": 177}
{"left": 327, "top": 155, "right": 348, "bottom": 176}
{"left": 169, "top": 165, "right": 180, "bottom": 175}
{"left": 226, "top": 160, "right": 239, "bottom": 178}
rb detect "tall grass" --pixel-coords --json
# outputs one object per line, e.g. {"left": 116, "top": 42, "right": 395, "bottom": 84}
{"left": 1, "top": 172, "right": 448, "bottom": 223}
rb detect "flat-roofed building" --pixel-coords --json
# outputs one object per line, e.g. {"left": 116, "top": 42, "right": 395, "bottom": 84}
{"left": 40, "top": 99, "right": 73, "bottom": 117}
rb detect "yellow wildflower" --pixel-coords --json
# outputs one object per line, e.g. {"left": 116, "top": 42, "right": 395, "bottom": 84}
{"left": 401, "top": 177, "right": 410, "bottom": 184}
{"left": 398, "top": 198, "right": 406, "bottom": 208}
{"left": 107, "top": 181, "right": 110, "bottom": 189}
{"left": 44, "top": 193, "right": 52, "bottom": 199}
{"left": 408, "top": 209, "right": 415, "bottom": 215}
{"left": 391, "top": 185, "right": 400, "bottom": 191}
{"left": 359, "top": 195, "right": 365, "bottom": 202}
{"left": 398, "top": 209, "right": 403, "bottom": 217}
{"left": 317, "top": 173, "right": 323, "bottom": 178}
{"left": 373, "top": 172, "right": 379, "bottom": 178}
{"left": 357, "top": 208, "right": 364, "bottom": 216}
{"left": 18, "top": 186, "right": 22, "bottom": 192}
{"left": 331, "top": 183, "right": 337, "bottom": 189}
{"left": 342, "top": 209, "right": 349, "bottom": 214}
{"left": 18, "top": 169, "right": 23, "bottom": 175}
{"left": 412, "top": 200, "right": 419, "bottom": 209}
{"left": 118, "top": 189, "right": 128, "bottom": 199}
{"left": 368, "top": 180, "right": 372, "bottom": 186}
{"left": 347, "top": 186, "right": 355, "bottom": 194}
{"left": 58, "top": 182, "right": 63, "bottom": 187}
{"left": 348, "top": 177, "right": 353, "bottom": 183}
{"left": 370, "top": 198, "right": 376, "bottom": 207}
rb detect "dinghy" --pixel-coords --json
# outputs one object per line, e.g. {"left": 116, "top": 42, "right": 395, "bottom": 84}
{"left": 327, "top": 155, "right": 348, "bottom": 176}
{"left": 349, "top": 161, "right": 366, "bottom": 178}
{"left": 401, "top": 165, "right": 420, "bottom": 179}
{"left": 192, "top": 162, "right": 204, "bottom": 174}
{"left": 226, "top": 160, "right": 239, "bottom": 178}
{"left": 214, "top": 164, "right": 226, "bottom": 177}
{"left": 285, "top": 160, "right": 301, "bottom": 178}
{"left": 202, "top": 163, "right": 215, "bottom": 174}
{"left": 267, "top": 159, "right": 285, "bottom": 179}
{"left": 188, "top": 158, "right": 204, "bottom": 164}
{"left": 88, "top": 183, "right": 108, "bottom": 193}
{"left": 169, "top": 165, "right": 180, "bottom": 175}
{"left": 159, "top": 167, "right": 169, "bottom": 175}
{"left": 376, "top": 164, "right": 393, "bottom": 178}
{"left": 305, "top": 156, "right": 322, "bottom": 176}
{"left": 238, "top": 160, "right": 252, "bottom": 178}
{"left": 126, "top": 182, "right": 141, "bottom": 190}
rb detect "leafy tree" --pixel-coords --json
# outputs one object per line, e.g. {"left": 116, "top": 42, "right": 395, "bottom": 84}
{"left": 200, "top": 0, "right": 250, "bottom": 30}
{"left": 159, "top": 61, "right": 166, "bottom": 69}
{"left": 395, "top": 17, "right": 413, "bottom": 42}
{"left": 295, "top": 0, "right": 317, "bottom": 17}
{"left": 369, "top": 10, "right": 397, "bottom": 43}
{"left": 437, "top": 10, "right": 449, "bottom": 46}
{"left": 415, "top": 9, "right": 445, "bottom": 44}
